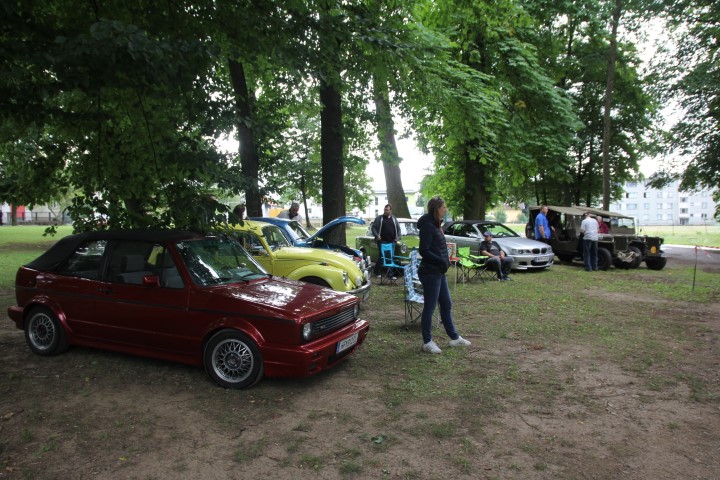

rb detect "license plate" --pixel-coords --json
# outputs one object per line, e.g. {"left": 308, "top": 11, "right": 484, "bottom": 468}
{"left": 534, "top": 256, "right": 547, "bottom": 262}
{"left": 337, "top": 332, "right": 359, "bottom": 353}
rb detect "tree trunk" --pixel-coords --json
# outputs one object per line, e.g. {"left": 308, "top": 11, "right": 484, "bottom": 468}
{"left": 602, "top": 0, "right": 622, "bottom": 210}
{"left": 463, "top": 148, "right": 486, "bottom": 220}
{"left": 320, "top": 80, "right": 346, "bottom": 245}
{"left": 229, "top": 59, "right": 262, "bottom": 217}
{"left": 374, "top": 77, "right": 410, "bottom": 218}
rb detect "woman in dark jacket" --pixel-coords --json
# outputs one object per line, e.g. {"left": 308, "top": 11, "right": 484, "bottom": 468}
{"left": 417, "top": 196, "right": 471, "bottom": 354}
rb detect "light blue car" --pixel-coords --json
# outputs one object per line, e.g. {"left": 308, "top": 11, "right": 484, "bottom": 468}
{"left": 249, "top": 216, "right": 371, "bottom": 271}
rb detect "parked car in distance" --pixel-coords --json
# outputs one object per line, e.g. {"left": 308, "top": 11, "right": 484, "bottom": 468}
{"left": 250, "top": 216, "right": 371, "bottom": 271}
{"left": 527, "top": 205, "right": 667, "bottom": 270}
{"left": 228, "top": 220, "right": 371, "bottom": 302}
{"left": 355, "top": 218, "right": 420, "bottom": 262}
{"left": 443, "top": 220, "right": 554, "bottom": 270}
{"left": 8, "top": 230, "right": 369, "bottom": 389}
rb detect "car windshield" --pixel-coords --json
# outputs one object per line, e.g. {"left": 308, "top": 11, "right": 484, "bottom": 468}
{"left": 479, "top": 223, "right": 519, "bottom": 238}
{"left": 175, "top": 236, "right": 268, "bottom": 286}
{"left": 261, "top": 225, "right": 292, "bottom": 251}
{"left": 611, "top": 217, "right": 636, "bottom": 230}
{"left": 400, "top": 222, "right": 419, "bottom": 236}
{"left": 286, "top": 221, "right": 311, "bottom": 241}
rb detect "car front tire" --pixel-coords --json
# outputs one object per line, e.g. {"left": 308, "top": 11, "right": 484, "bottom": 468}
{"left": 25, "top": 307, "right": 69, "bottom": 356}
{"left": 204, "top": 330, "right": 263, "bottom": 389}
{"left": 597, "top": 248, "right": 613, "bottom": 271}
{"left": 629, "top": 246, "right": 643, "bottom": 269}
{"left": 645, "top": 257, "right": 667, "bottom": 270}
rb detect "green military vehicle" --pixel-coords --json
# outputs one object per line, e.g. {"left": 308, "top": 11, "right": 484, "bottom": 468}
{"left": 528, "top": 206, "right": 667, "bottom": 271}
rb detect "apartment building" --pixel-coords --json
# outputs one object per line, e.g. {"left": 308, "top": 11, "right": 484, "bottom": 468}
{"left": 610, "top": 180, "right": 718, "bottom": 226}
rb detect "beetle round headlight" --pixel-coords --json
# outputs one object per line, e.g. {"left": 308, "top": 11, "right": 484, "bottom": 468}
{"left": 355, "top": 274, "right": 362, "bottom": 286}
{"left": 399, "top": 243, "right": 408, "bottom": 254}
{"left": 343, "top": 271, "right": 349, "bottom": 286}
{"left": 302, "top": 323, "right": 313, "bottom": 341}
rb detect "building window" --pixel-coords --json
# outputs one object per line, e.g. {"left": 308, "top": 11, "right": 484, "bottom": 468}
{"left": 657, "top": 203, "right": 663, "bottom": 209}
{"left": 701, "top": 213, "right": 708, "bottom": 219}
{"left": 626, "top": 203, "right": 637, "bottom": 210}
{"left": 644, "top": 203, "right": 650, "bottom": 209}
{"left": 702, "top": 202, "right": 708, "bottom": 209}
{"left": 657, "top": 192, "right": 663, "bottom": 198}
{"left": 374, "top": 197, "right": 378, "bottom": 206}
{"left": 643, "top": 214, "right": 650, "bottom": 221}
{"left": 665, "top": 214, "right": 673, "bottom": 220}
{"left": 680, "top": 208, "right": 688, "bottom": 214}
{"left": 657, "top": 214, "right": 663, "bottom": 220}
{"left": 627, "top": 181, "right": 638, "bottom": 188}
{"left": 665, "top": 203, "right": 673, "bottom": 209}
{"left": 680, "top": 197, "right": 688, "bottom": 202}
{"left": 626, "top": 192, "right": 637, "bottom": 198}
{"left": 666, "top": 192, "right": 673, "bottom": 198}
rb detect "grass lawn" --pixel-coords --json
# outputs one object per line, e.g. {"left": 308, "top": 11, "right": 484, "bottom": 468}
{"left": 1, "top": 223, "right": 718, "bottom": 479}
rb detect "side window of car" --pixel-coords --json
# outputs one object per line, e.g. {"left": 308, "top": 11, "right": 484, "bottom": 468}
{"left": 147, "top": 245, "right": 185, "bottom": 289}
{"left": 107, "top": 241, "right": 155, "bottom": 285}
{"left": 59, "top": 240, "right": 107, "bottom": 279}
{"left": 454, "top": 224, "right": 471, "bottom": 238}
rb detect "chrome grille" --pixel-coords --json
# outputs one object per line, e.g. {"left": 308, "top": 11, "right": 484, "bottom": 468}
{"left": 311, "top": 307, "right": 356, "bottom": 338}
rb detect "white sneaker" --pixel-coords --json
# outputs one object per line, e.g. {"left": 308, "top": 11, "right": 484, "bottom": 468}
{"left": 422, "top": 340, "right": 442, "bottom": 354}
{"left": 449, "top": 336, "right": 471, "bottom": 347}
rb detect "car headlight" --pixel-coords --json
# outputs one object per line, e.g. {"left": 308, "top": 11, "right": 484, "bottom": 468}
{"left": 353, "top": 303, "right": 360, "bottom": 319}
{"left": 302, "top": 323, "right": 313, "bottom": 341}
{"left": 343, "top": 271, "right": 349, "bottom": 286}
{"left": 399, "top": 243, "right": 408, "bottom": 254}
{"left": 355, "top": 274, "right": 362, "bottom": 286}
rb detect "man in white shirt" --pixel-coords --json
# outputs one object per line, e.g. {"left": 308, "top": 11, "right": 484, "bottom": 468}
{"left": 580, "top": 212, "right": 599, "bottom": 271}
{"left": 278, "top": 202, "right": 303, "bottom": 223}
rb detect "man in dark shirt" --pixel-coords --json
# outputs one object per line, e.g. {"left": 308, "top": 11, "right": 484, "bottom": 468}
{"left": 479, "top": 231, "right": 514, "bottom": 281}
{"left": 371, "top": 204, "right": 401, "bottom": 277}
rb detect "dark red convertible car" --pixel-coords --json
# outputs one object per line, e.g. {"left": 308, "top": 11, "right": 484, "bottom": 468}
{"left": 8, "top": 230, "right": 369, "bottom": 389}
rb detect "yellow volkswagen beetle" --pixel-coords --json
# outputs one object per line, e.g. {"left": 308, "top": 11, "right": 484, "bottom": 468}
{"left": 229, "top": 220, "right": 371, "bottom": 302}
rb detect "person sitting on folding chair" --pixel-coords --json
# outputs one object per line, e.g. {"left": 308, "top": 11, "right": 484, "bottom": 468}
{"left": 479, "top": 231, "right": 514, "bottom": 281}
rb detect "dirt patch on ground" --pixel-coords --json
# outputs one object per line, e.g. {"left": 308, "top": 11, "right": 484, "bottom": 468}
{"left": 1, "top": 253, "right": 718, "bottom": 480}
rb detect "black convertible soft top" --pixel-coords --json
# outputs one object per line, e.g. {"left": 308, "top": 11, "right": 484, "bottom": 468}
{"left": 25, "top": 230, "right": 205, "bottom": 272}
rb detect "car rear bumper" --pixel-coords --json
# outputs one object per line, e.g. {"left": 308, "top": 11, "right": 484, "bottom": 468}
{"left": 261, "top": 319, "right": 370, "bottom": 378}
{"left": 7, "top": 305, "right": 24, "bottom": 329}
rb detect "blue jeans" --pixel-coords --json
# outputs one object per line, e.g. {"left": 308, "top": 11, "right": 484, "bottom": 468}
{"left": 583, "top": 240, "right": 598, "bottom": 271}
{"left": 418, "top": 273, "right": 459, "bottom": 344}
